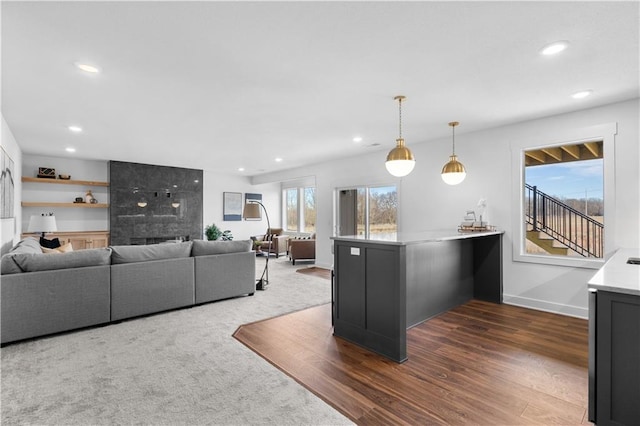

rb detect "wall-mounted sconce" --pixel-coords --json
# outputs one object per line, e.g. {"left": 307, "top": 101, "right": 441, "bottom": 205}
{"left": 171, "top": 202, "right": 180, "bottom": 208}
{"left": 137, "top": 200, "right": 148, "bottom": 208}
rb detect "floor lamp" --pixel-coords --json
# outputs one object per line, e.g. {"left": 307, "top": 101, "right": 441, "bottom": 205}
{"left": 243, "top": 201, "right": 270, "bottom": 290}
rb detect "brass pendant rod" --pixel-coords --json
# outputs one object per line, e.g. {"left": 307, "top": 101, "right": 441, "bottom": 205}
{"left": 448, "top": 121, "right": 460, "bottom": 155}
{"left": 395, "top": 95, "right": 406, "bottom": 141}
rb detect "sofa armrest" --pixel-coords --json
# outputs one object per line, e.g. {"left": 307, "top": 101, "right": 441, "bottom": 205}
{"left": 194, "top": 251, "right": 255, "bottom": 303}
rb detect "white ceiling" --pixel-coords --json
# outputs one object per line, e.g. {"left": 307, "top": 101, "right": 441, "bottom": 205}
{"left": 2, "top": 1, "right": 638, "bottom": 177}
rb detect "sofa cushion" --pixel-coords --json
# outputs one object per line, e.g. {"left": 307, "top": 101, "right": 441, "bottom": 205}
{"left": 6, "top": 247, "right": 112, "bottom": 273}
{"left": 110, "top": 241, "right": 193, "bottom": 264}
{"left": 12, "top": 237, "right": 43, "bottom": 254}
{"left": 40, "top": 237, "right": 62, "bottom": 249}
{"left": 192, "top": 239, "right": 251, "bottom": 256}
{"left": 1, "top": 238, "right": 44, "bottom": 275}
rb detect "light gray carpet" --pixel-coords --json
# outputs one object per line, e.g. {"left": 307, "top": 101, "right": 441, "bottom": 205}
{"left": 1, "top": 258, "right": 353, "bottom": 425}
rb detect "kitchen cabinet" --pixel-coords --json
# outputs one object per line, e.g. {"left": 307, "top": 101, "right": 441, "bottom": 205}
{"left": 588, "top": 249, "right": 640, "bottom": 426}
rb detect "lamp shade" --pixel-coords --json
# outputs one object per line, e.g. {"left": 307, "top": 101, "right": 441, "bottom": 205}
{"left": 28, "top": 214, "right": 57, "bottom": 233}
{"left": 385, "top": 139, "right": 416, "bottom": 177}
{"left": 441, "top": 154, "right": 467, "bottom": 185}
{"left": 243, "top": 202, "right": 261, "bottom": 219}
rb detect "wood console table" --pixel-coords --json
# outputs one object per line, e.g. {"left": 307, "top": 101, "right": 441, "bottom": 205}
{"left": 331, "top": 230, "right": 503, "bottom": 363}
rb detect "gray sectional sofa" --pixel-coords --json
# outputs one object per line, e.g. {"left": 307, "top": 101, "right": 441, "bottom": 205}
{"left": 1, "top": 238, "right": 255, "bottom": 344}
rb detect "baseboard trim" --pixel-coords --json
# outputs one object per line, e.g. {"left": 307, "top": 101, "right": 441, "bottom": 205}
{"left": 503, "top": 294, "right": 588, "bottom": 319}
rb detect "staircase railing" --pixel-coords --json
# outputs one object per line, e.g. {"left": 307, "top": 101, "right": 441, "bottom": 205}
{"left": 525, "top": 184, "right": 604, "bottom": 258}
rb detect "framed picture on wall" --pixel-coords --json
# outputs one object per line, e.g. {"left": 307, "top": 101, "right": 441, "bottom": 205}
{"left": 223, "top": 192, "right": 242, "bottom": 221}
{"left": 245, "top": 193, "right": 262, "bottom": 220}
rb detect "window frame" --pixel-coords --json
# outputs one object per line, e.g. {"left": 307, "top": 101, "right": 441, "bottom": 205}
{"left": 510, "top": 122, "right": 617, "bottom": 269}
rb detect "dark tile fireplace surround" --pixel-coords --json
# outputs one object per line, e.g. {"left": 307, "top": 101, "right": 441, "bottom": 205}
{"left": 109, "top": 161, "right": 203, "bottom": 246}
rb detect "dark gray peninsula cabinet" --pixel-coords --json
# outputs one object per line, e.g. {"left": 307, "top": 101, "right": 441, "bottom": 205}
{"left": 331, "top": 230, "right": 503, "bottom": 363}
{"left": 588, "top": 249, "right": 640, "bottom": 426}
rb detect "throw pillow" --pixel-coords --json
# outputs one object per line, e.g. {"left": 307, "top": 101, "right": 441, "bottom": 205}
{"left": 41, "top": 242, "right": 74, "bottom": 254}
{"left": 40, "top": 237, "right": 61, "bottom": 249}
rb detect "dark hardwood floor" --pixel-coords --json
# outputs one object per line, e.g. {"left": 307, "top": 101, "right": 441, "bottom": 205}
{"left": 234, "top": 300, "right": 590, "bottom": 425}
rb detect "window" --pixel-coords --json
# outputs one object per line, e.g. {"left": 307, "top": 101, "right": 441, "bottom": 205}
{"left": 285, "top": 188, "right": 298, "bottom": 232}
{"left": 524, "top": 145, "right": 603, "bottom": 258}
{"left": 511, "top": 123, "right": 616, "bottom": 268}
{"left": 303, "top": 187, "right": 316, "bottom": 233}
{"left": 337, "top": 185, "right": 397, "bottom": 238}
{"left": 283, "top": 186, "right": 316, "bottom": 233}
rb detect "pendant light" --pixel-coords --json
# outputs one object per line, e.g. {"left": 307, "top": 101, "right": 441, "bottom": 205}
{"left": 385, "top": 95, "right": 415, "bottom": 177}
{"left": 441, "top": 121, "right": 466, "bottom": 185}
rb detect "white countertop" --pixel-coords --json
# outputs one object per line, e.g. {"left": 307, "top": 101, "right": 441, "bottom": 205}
{"left": 330, "top": 229, "right": 503, "bottom": 246}
{"left": 588, "top": 248, "right": 640, "bottom": 297}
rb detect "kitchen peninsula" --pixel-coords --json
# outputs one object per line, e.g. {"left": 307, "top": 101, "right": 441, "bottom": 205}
{"left": 331, "top": 230, "right": 503, "bottom": 363}
{"left": 587, "top": 248, "right": 640, "bottom": 426}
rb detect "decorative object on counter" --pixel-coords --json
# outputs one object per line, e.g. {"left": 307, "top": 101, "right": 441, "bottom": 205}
{"left": 441, "top": 121, "right": 467, "bottom": 185}
{"left": 37, "top": 167, "right": 56, "bottom": 179}
{"left": 385, "top": 95, "right": 416, "bottom": 177}
{"left": 458, "top": 224, "right": 496, "bottom": 232}
{"left": 74, "top": 197, "right": 84, "bottom": 203}
{"left": 58, "top": 174, "right": 71, "bottom": 180}
{"left": 28, "top": 213, "right": 57, "bottom": 238}
{"left": 85, "top": 190, "right": 94, "bottom": 204}
{"left": 459, "top": 200, "right": 494, "bottom": 232}
{"left": 243, "top": 200, "right": 271, "bottom": 290}
{"left": 205, "top": 223, "right": 222, "bottom": 241}
{"left": 90, "top": 198, "right": 98, "bottom": 204}
{"left": 476, "top": 198, "right": 487, "bottom": 223}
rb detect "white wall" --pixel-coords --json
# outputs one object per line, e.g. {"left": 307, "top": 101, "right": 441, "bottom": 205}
{"left": 253, "top": 98, "right": 640, "bottom": 318}
{"left": 1, "top": 115, "right": 22, "bottom": 253}
{"left": 203, "top": 169, "right": 281, "bottom": 241}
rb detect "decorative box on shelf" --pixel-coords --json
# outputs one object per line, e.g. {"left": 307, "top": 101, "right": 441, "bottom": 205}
{"left": 37, "top": 167, "right": 56, "bottom": 179}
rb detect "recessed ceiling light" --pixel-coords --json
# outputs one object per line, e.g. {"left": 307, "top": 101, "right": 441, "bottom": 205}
{"left": 65, "top": 147, "right": 76, "bottom": 153}
{"left": 274, "top": 158, "right": 283, "bottom": 162}
{"left": 353, "top": 136, "right": 363, "bottom": 143}
{"left": 572, "top": 90, "right": 593, "bottom": 99}
{"left": 74, "top": 62, "right": 100, "bottom": 73}
{"left": 68, "top": 125, "right": 82, "bottom": 132}
{"left": 194, "top": 179, "right": 199, "bottom": 183}
{"left": 238, "top": 167, "right": 245, "bottom": 172}
{"left": 540, "top": 41, "right": 569, "bottom": 56}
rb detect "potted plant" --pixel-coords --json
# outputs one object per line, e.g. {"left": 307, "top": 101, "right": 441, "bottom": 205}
{"left": 205, "top": 223, "right": 222, "bottom": 241}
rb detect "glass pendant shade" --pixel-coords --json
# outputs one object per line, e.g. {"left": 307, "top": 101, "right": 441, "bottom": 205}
{"left": 385, "top": 138, "right": 416, "bottom": 177}
{"left": 386, "top": 95, "right": 415, "bottom": 177}
{"left": 441, "top": 154, "right": 467, "bottom": 185}
{"left": 441, "top": 121, "right": 466, "bottom": 185}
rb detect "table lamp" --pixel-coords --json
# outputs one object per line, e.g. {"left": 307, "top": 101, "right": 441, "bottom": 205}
{"left": 28, "top": 213, "right": 57, "bottom": 238}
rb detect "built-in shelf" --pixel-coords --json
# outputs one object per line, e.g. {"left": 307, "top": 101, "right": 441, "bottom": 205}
{"left": 22, "top": 177, "right": 109, "bottom": 187}
{"left": 21, "top": 202, "right": 109, "bottom": 208}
